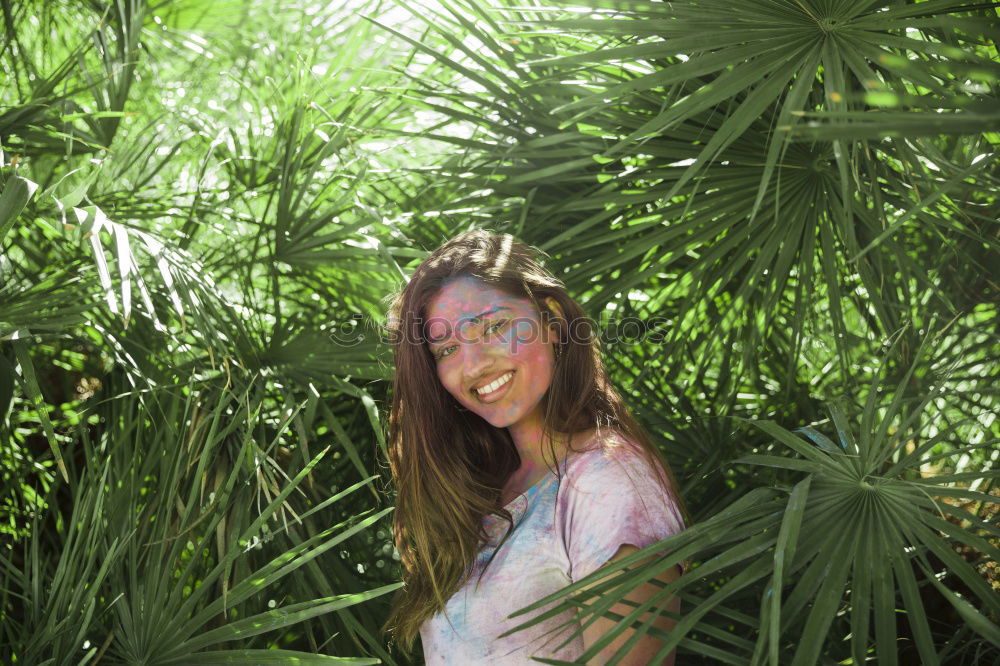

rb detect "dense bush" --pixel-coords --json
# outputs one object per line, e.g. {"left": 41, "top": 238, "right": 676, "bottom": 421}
{"left": 1, "top": 0, "right": 997, "bottom": 664}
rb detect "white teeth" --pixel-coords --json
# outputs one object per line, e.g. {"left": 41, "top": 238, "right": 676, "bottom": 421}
{"left": 475, "top": 371, "right": 514, "bottom": 395}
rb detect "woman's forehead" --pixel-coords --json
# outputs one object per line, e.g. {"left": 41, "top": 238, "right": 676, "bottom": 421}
{"left": 423, "top": 277, "right": 536, "bottom": 340}
{"left": 426, "top": 276, "right": 529, "bottom": 316}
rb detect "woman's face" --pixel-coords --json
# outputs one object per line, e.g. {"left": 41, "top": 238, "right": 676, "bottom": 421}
{"left": 424, "top": 276, "right": 558, "bottom": 429}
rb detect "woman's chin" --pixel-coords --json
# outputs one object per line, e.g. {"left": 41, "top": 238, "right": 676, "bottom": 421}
{"left": 473, "top": 407, "right": 519, "bottom": 429}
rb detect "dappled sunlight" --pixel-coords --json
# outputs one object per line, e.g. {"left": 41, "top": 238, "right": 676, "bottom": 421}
{"left": 1, "top": 0, "right": 996, "bottom": 663}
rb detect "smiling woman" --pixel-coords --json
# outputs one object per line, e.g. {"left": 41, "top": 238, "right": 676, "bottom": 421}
{"left": 382, "top": 230, "right": 687, "bottom": 664}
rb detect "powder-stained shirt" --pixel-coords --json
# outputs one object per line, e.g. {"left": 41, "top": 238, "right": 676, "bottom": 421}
{"left": 419, "top": 430, "right": 686, "bottom": 664}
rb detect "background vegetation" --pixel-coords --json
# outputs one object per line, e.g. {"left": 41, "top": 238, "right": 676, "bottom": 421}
{"left": 1, "top": 0, "right": 997, "bottom": 664}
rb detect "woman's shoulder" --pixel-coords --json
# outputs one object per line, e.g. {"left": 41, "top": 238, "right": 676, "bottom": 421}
{"left": 565, "top": 426, "right": 644, "bottom": 458}
{"left": 556, "top": 428, "right": 686, "bottom": 581}
{"left": 562, "top": 427, "right": 655, "bottom": 483}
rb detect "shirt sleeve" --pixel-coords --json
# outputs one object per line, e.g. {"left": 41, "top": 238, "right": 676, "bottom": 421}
{"left": 557, "top": 439, "right": 685, "bottom": 582}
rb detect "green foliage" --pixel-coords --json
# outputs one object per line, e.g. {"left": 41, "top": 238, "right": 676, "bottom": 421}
{"left": 507, "top": 336, "right": 999, "bottom": 666}
{"left": 1, "top": 0, "right": 997, "bottom": 664}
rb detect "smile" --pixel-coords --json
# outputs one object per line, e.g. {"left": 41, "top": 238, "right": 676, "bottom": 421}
{"left": 473, "top": 371, "right": 515, "bottom": 402}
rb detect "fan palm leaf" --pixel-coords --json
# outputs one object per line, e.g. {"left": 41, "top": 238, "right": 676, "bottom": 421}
{"left": 505, "top": 328, "right": 998, "bottom": 665}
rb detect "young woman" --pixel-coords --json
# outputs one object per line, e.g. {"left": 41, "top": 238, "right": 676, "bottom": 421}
{"left": 383, "top": 229, "right": 687, "bottom": 664}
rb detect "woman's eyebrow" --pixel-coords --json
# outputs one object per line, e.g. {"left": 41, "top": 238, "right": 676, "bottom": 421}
{"left": 468, "top": 304, "right": 511, "bottom": 323}
{"left": 428, "top": 305, "right": 512, "bottom": 347}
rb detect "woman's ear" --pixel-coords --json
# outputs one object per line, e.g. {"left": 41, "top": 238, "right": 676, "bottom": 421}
{"left": 543, "top": 297, "right": 566, "bottom": 357}
{"left": 543, "top": 297, "right": 565, "bottom": 323}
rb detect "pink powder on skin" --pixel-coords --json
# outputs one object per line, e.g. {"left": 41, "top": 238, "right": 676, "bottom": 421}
{"left": 425, "top": 276, "right": 560, "bottom": 478}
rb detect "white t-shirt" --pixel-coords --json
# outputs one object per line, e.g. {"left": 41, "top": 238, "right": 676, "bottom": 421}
{"left": 419, "top": 430, "right": 685, "bottom": 664}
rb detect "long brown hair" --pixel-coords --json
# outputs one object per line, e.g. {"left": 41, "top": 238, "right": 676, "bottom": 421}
{"left": 381, "top": 229, "right": 685, "bottom": 653}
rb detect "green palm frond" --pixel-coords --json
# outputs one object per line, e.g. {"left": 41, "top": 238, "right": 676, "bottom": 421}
{"left": 509, "top": 325, "right": 999, "bottom": 665}
{"left": 388, "top": 0, "right": 997, "bottom": 384}
{"left": 1, "top": 0, "right": 996, "bottom": 664}
{"left": 2, "top": 384, "right": 399, "bottom": 664}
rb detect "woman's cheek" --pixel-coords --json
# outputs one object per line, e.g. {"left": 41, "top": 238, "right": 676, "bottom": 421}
{"left": 507, "top": 319, "right": 537, "bottom": 355}
{"left": 437, "top": 364, "right": 459, "bottom": 401}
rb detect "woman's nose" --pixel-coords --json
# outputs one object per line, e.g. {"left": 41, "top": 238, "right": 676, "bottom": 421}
{"left": 462, "top": 341, "right": 494, "bottom": 377}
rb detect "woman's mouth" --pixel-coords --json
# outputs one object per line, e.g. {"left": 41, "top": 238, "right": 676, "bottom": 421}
{"left": 472, "top": 370, "right": 515, "bottom": 403}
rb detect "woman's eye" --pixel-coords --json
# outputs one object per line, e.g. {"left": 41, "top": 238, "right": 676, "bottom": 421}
{"left": 434, "top": 320, "right": 507, "bottom": 360}
{"left": 485, "top": 320, "right": 508, "bottom": 335}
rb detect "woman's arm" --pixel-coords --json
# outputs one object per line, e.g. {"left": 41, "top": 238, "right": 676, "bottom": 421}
{"left": 580, "top": 544, "right": 681, "bottom": 666}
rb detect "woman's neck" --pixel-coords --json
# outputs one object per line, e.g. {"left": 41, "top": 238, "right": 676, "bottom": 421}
{"left": 506, "top": 407, "right": 566, "bottom": 474}
{"left": 503, "top": 417, "right": 599, "bottom": 501}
